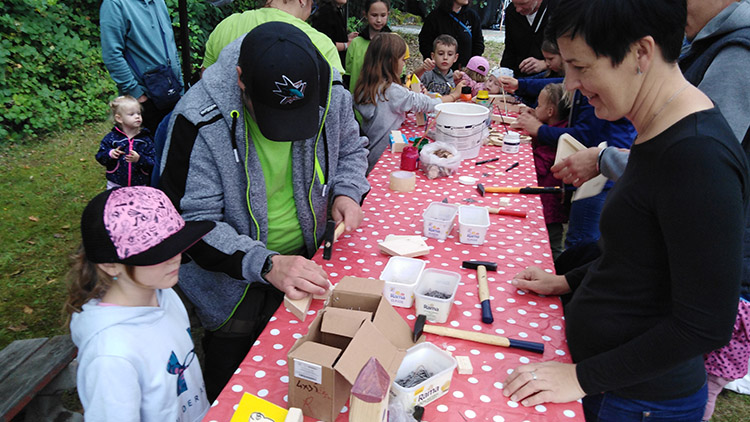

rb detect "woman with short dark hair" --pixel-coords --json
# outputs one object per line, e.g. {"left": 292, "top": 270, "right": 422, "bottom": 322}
{"left": 502, "top": 1, "right": 750, "bottom": 420}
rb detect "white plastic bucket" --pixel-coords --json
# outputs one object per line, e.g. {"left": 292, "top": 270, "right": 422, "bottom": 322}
{"left": 414, "top": 269, "right": 461, "bottom": 323}
{"left": 458, "top": 205, "right": 490, "bottom": 245}
{"left": 380, "top": 256, "right": 426, "bottom": 308}
{"left": 432, "top": 103, "right": 490, "bottom": 159}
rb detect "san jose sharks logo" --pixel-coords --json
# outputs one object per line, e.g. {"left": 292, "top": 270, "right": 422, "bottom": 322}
{"left": 273, "top": 75, "right": 306, "bottom": 105}
{"left": 167, "top": 349, "right": 196, "bottom": 395}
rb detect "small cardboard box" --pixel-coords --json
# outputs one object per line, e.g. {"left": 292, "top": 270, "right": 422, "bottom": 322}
{"left": 288, "top": 276, "right": 417, "bottom": 422}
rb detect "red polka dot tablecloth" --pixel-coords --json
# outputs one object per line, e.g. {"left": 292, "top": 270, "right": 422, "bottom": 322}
{"left": 203, "top": 115, "right": 582, "bottom": 422}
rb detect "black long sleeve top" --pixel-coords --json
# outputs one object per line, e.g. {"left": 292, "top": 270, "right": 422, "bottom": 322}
{"left": 419, "top": 6, "right": 484, "bottom": 69}
{"left": 310, "top": 2, "right": 348, "bottom": 68}
{"left": 564, "top": 108, "right": 749, "bottom": 400}
{"left": 500, "top": 0, "right": 552, "bottom": 77}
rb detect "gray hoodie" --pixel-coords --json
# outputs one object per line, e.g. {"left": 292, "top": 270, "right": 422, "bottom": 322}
{"left": 70, "top": 289, "right": 208, "bottom": 422}
{"left": 355, "top": 83, "right": 442, "bottom": 172}
{"left": 159, "top": 36, "right": 370, "bottom": 330}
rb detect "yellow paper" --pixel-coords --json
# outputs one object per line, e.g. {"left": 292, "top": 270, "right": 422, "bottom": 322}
{"left": 230, "top": 392, "right": 289, "bottom": 422}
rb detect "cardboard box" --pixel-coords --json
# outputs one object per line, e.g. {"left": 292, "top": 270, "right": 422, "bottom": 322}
{"left": 288, "top": 276, "right": 417, "bottom": 421}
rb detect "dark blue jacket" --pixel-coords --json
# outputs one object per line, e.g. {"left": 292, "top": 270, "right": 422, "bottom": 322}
{"left": 96, "top": 126, "right": 156, "bottom": 187}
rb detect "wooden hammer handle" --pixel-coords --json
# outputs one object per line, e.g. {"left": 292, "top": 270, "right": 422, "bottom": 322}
{"left": 477, "top": 265, "right": 489, "bottom": 302}
{"left": 423, "top": 324, "right": 509, "bottom": 347}
{"left": 422, "top": 325, "right": 545, "bottom": 354}
{"left": 333, "top": 222, "right": 346, "bottom": 243}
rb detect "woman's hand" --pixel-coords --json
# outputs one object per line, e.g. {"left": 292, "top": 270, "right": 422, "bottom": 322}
{"left": 503, "top": 362, "right": 585, "bottom": 406}
{"left": 511, "top": 266, "right": 571, "bottom": 295}
{"left": 551, "top": 147, "right": 602, "bottom": 187}
{"left": 499, "top": 76, "right": 519, "bottom": 93}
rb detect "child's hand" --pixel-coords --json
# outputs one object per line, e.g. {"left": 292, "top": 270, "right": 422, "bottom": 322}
{"left": 515, "top": 113, "right": 543, "bottom": 137}
{"left": 453, "top": 70, "right": 465, "bottom": 83}
{"left": 125, "top": 150, "right": 140, "bottom": 163}
{"left": 347, "top": 32, "right": 358, "bottom": 43}
{"left": 422, "top": 58, "right": 436, "bottom": 72}
{"left": 109, "top": 147, "right": 124, "bottom": 159}
{"left": 454, "top": 80, "right": 467, "bottom": 91}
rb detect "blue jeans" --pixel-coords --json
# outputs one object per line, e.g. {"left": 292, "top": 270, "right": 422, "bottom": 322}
{"left": 565, "top": 189, "right": 608, "bottom": 249}
{"left": 583, "top": 384, "right": 707, "bottom": 422}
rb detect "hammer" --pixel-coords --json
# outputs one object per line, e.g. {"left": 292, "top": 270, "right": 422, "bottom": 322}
{"left": 322, "top": 220, "right": 346, "bottom": 260}
{"left": 462, "top": 260, "right": 496, "bottom": 324}
{"left": 477, "top": 183, "right": 562, "bottom": 197}
{"left": 413, "top": 314, "right": 544, "bottom": 354}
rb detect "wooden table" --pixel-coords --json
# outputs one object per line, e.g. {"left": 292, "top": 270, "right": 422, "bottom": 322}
{"left": 202, "top": 114, "right": 583, "bottom": 422}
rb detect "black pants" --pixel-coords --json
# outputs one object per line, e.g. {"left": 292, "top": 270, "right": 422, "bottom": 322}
{"left": 140, "top": 97, "right": 173, "bottom": 134}
{"left": 202, "top": 283, "right": 284, "bottom": 402}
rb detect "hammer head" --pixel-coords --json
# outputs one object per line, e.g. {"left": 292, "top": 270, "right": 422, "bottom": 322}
{"left": 477, "top": 183, "right": 486, "bottom": 197}
{"left": 413, "top": 314, "right": 427, "bottom": 342}
{"left": 322, "top": 219, "right": 336, "bottom": 260}
{"left": 462, "top": 260, "right": 498, "bottom": 271}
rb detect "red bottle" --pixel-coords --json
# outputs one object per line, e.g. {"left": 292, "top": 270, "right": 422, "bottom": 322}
{"left": 400, "top": 146, "right": 419, "bottom": 171}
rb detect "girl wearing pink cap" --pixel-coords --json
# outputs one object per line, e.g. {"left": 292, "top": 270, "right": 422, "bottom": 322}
{"left": 454, "top": 55, "right": 490, "bottom": 96}
{"left": 65, "top": 186, "right": 214, "bottom": 421}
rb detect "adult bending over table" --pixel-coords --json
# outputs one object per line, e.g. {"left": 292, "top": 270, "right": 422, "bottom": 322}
{"left": 160, "top": 22, "right": 370, "bottom": 401}
{"left": 502, "top": 1, "right": 749, "bottom": 420}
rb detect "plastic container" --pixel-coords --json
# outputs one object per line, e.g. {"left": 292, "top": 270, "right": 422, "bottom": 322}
{"left": 502, "top": 131, "right": 521, "bottom": 154}
{"left": 458, "top": 205, "right": 490, "bottom": 245}
{"left": 430, "top": 103, "right": 490, "bottom": 160}
{"left": 414, "top": 269, "right": 461, "bottom": 323}
{"left": 390, "top": 342, "right": 457, "bottom": 409}
{"left": 422, "top": 202, "right": 458, "bottom": 240}
{"left": 460, "top": 86, "right": 472, "bottom": 102}
{"left": 380, "top": 256, "right": 426, "bottom": 308}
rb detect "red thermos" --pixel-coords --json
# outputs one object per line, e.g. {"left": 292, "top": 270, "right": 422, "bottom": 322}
{"left": 400, "top": 146, "right": 419, "bottom": 171}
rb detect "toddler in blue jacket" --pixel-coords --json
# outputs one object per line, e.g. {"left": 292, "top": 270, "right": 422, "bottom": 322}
{"left": 95, "top": 96, "right": 156, "bottom": 188}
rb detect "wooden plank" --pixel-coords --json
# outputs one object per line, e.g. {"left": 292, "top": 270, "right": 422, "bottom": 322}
{"left": 0, "top": 335, "right": 77, "bottom": 421}
{"left": 0, "top": 338, "right": 47, "bottom": 383}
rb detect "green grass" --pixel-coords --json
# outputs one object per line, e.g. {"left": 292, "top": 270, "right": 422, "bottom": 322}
{"left": 1, "top": 34, "right": 749, "bottom": 421}
{"left": 0, "top": 120, "right": 109, "bottom": 348}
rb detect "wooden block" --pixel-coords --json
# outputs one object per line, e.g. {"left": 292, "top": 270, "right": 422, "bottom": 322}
{"left": 285, "top": 407, "right": 303, "bottom": 422}
{"left": 391, "top": 130, "right": 407, "bottom": 153}
{"left": 456, "top": 355, "right": 473, "bottom": 375}
{"left": 485, "top": 164, "right": 496, "bottom": 169}
{"left": 378, "top": 237, "right": 429, "bottom": 258}
{"left": 498, "top": 197, "right": 511, "bottom": 207}
{"left": 284, "top": 294, "right": 312, "bottom": 322}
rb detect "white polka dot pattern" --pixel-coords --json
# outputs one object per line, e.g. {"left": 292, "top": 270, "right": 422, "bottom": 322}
{"left": 202, "top": 115, "right": 582, "bottom": 421}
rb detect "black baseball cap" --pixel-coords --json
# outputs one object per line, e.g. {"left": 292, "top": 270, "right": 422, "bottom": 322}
{"left": 238, "top": 21, "right": 331, "bottom": 141}
{"left": 81, "top": 187, "right": 215, "bottom": 266}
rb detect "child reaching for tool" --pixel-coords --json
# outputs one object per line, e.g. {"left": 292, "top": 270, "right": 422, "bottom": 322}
{"left": 346, "top": 0, "right": 392, "bottom": 93}
{"left": 454, "top": 55, "right": 490, "bottom": 96}
{"left": 528, "top": 83, "right": 570, "bottom": 259}
{"left": 95, "top": 95, "right": 156, "bottom": 189}
{"left": 354, "top": 32, "right": 465, "bottom": 173}
{"left": 65, "top": 186, "right": 215, "bottom": 421}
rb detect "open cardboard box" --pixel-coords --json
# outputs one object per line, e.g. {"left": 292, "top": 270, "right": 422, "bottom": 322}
{"left": 287, "top": 276, "right": 418, "bottom": 421}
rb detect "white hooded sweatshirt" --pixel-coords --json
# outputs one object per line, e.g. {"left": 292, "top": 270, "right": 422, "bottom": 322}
{"left": 70, "top": 288, "right": 208, "bottom": 422}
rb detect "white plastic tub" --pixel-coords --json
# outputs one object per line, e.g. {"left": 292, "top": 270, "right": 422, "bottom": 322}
{"left": 458, "top": 205, "right": 490, "bottom": 245}
{"left": 422, "top": 202, "right": 458, "bottom": 240}
{"left": 380, "top": 256, "right": 426, "bottom": 308}
{"left": 390, "top": 342, "right": 457, "bottom": 409}
{"left": 414, "top": 269, "right": 461, "bottom": 323}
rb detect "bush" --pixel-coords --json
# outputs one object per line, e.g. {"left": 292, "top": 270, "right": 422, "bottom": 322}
{"left": 1, "top": 0, "right": 113, "bottom": 142}
{"left": 0, "top": 0, "right": 228, "bottom": 143}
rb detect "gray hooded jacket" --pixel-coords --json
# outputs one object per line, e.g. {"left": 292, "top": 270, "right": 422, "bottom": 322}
{"left": 159, "top": 36, "right": 370, "bottom": 330}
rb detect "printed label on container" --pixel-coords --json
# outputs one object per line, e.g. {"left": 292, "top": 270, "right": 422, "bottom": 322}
{"left": 294, "top": 359, "right": 322, "bottom": 384}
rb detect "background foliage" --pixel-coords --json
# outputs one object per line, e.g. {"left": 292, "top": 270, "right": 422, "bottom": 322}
{"left": 0, "top": 0, "right": 227, "bottom": 143}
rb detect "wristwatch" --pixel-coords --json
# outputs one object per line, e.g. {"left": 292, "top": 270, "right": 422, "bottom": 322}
{"left": 261, "top": 254, "right": 276, "bottom": 281}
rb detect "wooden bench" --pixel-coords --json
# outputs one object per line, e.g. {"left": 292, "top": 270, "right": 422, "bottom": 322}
{"left": 0, "top": 335, "right": 78, "bottom": 422}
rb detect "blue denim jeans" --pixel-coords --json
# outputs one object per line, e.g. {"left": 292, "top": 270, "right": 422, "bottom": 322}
{"left": 583, "top": 383, "right": 707, "bottom": 422}
{"left": 565, "top": 189, "right": 609, "bottom": 249}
